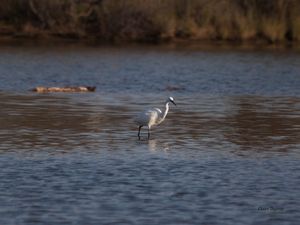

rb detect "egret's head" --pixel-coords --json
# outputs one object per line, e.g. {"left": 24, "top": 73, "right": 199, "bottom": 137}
{"left": 168, "top": 96, "right": 176, "bottom": 106}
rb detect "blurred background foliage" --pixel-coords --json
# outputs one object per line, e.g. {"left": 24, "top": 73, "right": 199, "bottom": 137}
{"left": 0, "top": 0, "right": 299, "bottom": 43}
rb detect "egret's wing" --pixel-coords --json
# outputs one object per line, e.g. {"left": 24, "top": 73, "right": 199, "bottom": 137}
{"left": 154, "top": 108, "right": 162, "bottom": 114}
{"left": 135, "top": 108, "right": 160, "bottom": 126}
{"left": 135, "top": 109, "right": 151, "bottom": 125}
{"left": 146, "top": 109, "right": 160, "bottom": 126}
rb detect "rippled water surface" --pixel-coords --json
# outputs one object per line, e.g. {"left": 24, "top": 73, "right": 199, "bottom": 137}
{"left": 0, "top": 45, "right": 300, "bottom": 225}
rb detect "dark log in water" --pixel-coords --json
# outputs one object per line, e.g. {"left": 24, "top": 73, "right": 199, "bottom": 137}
{"left": 31, "top": 86, "right": 96, "bottom": 93}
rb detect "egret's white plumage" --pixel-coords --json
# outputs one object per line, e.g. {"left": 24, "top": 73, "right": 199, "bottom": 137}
{"left": 135, "top": 97, "right": 176, "bottom": 139}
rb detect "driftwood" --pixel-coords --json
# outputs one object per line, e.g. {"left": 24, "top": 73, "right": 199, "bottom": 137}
{"left": 32, "top": 86, "right": 96, "bottom": 93}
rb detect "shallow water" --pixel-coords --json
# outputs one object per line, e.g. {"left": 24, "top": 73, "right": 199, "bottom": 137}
{"left": 0, "top": 45, "right": 300, "bottom": 225}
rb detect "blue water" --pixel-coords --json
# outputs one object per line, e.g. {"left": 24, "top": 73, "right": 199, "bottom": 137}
{"left": 0, "top": 45, "right": 300, "bottom": 95}
{"left": 0, "top": 45, "right": 299, "bottom": 225}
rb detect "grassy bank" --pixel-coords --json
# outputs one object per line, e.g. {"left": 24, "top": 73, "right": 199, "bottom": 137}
{"left": 0, "top": 0, "right": 300, "bottom": 43}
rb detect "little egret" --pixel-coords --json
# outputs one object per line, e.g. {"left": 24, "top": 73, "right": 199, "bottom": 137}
{"left": 135, "top": 97, "right": 176, "bottom": 140}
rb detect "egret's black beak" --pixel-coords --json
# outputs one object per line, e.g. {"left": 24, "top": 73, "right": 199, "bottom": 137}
{"left": 171, "top": 100, "right": 176, "bottom": 106}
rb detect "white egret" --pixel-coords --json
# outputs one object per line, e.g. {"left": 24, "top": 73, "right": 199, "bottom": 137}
{"left": 135, "top": 97, "right": 176, "bottom": 139}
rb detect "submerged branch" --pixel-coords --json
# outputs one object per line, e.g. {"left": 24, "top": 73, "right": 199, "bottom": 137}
{"left": 32, "top": 86, "right": 96, "bottom": 93}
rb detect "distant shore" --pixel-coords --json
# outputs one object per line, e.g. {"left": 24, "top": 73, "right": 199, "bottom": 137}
{"left": 0, "top": 0, "right": 299, "bottom": 45}
{"left": 0, "top": 36, "right": 299, "bottom": 52}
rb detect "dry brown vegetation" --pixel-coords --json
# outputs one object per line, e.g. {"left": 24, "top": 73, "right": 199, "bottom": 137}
{"left": 0, "top": 0, "right": 299, "bottom": 43}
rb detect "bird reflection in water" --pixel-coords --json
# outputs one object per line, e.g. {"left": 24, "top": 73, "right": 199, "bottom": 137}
{"left": 148, "top": 139, "right": 170, "bottom": 152}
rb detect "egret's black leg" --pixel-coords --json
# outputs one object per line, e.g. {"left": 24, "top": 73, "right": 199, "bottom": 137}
{"left": 138, "top": 125, "right": 142, "bottom": 140}
{"left": 147, "top": 127, "right": 151, "bottom": 139}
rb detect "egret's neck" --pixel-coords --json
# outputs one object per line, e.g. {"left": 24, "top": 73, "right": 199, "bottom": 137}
{"left": 158, "top": 102, "right": 169, "bottom": 124}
